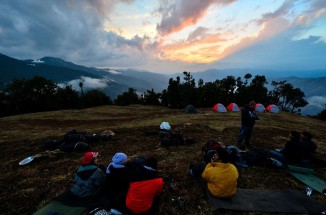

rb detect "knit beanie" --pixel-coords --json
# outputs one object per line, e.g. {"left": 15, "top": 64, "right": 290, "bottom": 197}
{"left": 81, "top": 152, "right": 99, "bottom": 165}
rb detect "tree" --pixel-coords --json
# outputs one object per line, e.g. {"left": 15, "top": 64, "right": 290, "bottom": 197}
{"left": 181, "top": 71, "right": 197, "bottom": 107}
{"left": 143, "top": 89, "right": 161, "bottom": 105}
{"left": 82, "top": 89, "right": 112, "bottom": 107}
{"left": 248, "top": 75, "right": 268, "bottom": 104}
{"left": 115, "top": 88, "right": 140, "bottom": 105}
{"left": 165, "top": 77, "right": 182, "bottom": 108}
{"left": 271, "top": 82, "right": 308, "bottom": 113}
{"left": 244, "top": 73, "right": 252, "bottom": 86}
{"left": 316, "top": 107, "right": 326, "bottom": 120}
{"left": 4, "top": 76, "right": 58, "bottom": 114}
{"left": 79, "top": 81, "right": 84, "bottom": 96}
{"left": 55, "top": 85, "right": 80, "bottom": 109}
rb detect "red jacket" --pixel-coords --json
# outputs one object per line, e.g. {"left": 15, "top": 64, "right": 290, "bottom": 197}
{"left": 126, "top": 167, "right": 163, "bottom": 214}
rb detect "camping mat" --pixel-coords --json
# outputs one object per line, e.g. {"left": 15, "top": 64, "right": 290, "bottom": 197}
{"left": 289, "top": 170, "right": 326, "bottom": 193}
{"left": 33, "top": 191, "right": 111, "bottom": 215}
{"left": 207, "top": 188, "right": 326, "bottom": 213}
{"left": 33, "top": 200, "right": 86, "bottom": 215}
{"left": 288, "top": 165, "right": 315, "bottom": 174}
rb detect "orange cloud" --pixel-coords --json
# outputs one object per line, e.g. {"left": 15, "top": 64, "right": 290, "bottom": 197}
{"left": 156, "top": 33, "right": 228, "bottom": 63}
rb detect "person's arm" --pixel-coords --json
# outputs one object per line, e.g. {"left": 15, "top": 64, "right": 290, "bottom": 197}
{"left": 201, "top": 163, "right": 213, "bottom": 181}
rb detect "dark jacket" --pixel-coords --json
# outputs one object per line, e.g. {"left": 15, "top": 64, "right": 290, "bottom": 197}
{"left": 71, "top": 165, "right": 106, "bottom": 197}
{"left": 105, "top": 165, "right": 130, "bottom": 196}
{"left": 281, "top": 140, "right": 303, "bottom": 163}
{"left": 241, "top": 104, "right": 259, "bottom": 127}
{"left": 300, "top": 140, "right": 317, "bottom": 160}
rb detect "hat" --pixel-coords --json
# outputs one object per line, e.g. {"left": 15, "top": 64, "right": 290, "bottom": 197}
{"left": 81, "top": 152, "right": 99, "bottom": 165}
{"left": 112, "top": 152, "right": 128, "bottom": 165}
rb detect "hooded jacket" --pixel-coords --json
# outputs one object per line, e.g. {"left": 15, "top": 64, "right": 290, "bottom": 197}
{"left": 202, "top": 162, "right": 238, "bottom": 198}
{"left": 70, "top": 164, "right": 106, "bottom": 197}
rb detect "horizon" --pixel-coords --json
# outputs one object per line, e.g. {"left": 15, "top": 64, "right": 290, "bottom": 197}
{"left": 0, "top": 1, "right": 326, "bottom": 74}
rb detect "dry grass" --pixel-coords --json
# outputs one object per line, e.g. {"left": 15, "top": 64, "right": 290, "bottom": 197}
{"left": 0, "top": 105, "right": 325, "bottom": 215}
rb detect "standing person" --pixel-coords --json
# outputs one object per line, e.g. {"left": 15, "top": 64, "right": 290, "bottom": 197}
{"left": 202, "top": 147, "right": 239, "bottom": 198}
{"left": 125, "top": 157, "right": 163, "bottom": 214}
{"left": 300, "top": 131, "right": 317, "bottom": 161}
{"left": 237, "top": 100, "right": 260, "bottom": 150}
{"left": 70, "top": 151, "right": 106, "bottom": 198}
{"left": 105, "top": 152, "right": 130, "bottom": 210}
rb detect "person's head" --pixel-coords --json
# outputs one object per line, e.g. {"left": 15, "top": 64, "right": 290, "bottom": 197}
{"left": 205, "top": 150, "right": 217, "bottom": 164}
{"left": 301, "top": 131, "right": 313, "bottom": 140}
{"left": 289, "top": 131, "right": 300, "bottom": 142}
{"left": 112, "top": 152, "right": 128, "bottom": 165}
{"left": 212, "top": 148, "right": 230, "bottom": 163}
{"left": 81, "top": 152, "right": 99, "bottom": 165}
{"left": 144, "top": 157, "right": 158, "bottom": 170}
{"left": 249, "top": 100, "right": 256, "bottom": 110}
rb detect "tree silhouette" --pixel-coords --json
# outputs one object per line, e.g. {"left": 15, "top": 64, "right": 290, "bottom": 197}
{"left": 79, "top": 81, "right": 84, "bottom": 96}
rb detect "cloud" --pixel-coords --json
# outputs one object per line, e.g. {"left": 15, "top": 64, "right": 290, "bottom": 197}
{"left": 0, "top": 0, "right": 148, "bottom": 68}
{"left": 213, "top": 0, "right": 326, "bottom": 70}
{"left": 67, "top": 76, "right": 109, "bottom": 91}
{"left": 306, "top": 96, "right": 326, "bottom": 107}
{"left": 301, "top": 95, "right": 326, "bottom": 116}
{"left": 156, "top": 0, "right": 236, "bottom": 36}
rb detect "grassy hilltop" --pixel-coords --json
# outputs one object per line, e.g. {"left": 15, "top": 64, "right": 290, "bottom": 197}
{"left": 0, "top": 105, "right": 325, "bottom": 215}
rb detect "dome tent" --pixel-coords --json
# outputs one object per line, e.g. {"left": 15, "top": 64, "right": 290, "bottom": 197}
{"left": 226, "top": 103, "right": 240, "bottom": 112}
{"left": 184, "top": 104, "right": 197, "bottom": 113}
{"left": 255, "top": 103, "right": 265, "bottom": 112}
{"left": 212, "top": 103, "right": 227, "bottom": 112}
{"left": 266, "top": 104, "right": 280, "bottom": 113}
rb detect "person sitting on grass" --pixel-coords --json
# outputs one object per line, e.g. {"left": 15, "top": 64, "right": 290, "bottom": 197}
{"left": 300, "top": 131, "right": 317, "bottom": 161}
{"left": 125, "top": 157, "right": 163, "bottom": 215}
{"left": 202, "top": 147, "right": 239, "bottom": 199}
{"left": 105, "top": 152, "right": 130, "bottom": 210}
{"left": 270, "top": 131, "right": 303, "bottom": 165}
{"left": 70, "top": 151, "right": 106, "bottom": 198}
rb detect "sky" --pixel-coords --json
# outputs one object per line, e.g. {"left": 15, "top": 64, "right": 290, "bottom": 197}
{"left": 1, "top": 0, "right": 326, "bottom": 73}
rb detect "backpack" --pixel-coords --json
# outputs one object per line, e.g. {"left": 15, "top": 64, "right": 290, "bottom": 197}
{"left": 159, "top": 129, "right": 184, "bottom": 146}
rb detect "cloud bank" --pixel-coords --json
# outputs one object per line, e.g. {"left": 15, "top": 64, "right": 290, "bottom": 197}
{"left": 0, "top": 0, "right": 325, "bottom": 73}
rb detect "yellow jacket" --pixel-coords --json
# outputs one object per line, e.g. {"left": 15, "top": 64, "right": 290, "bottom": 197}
{"left": 201, "top": 162, "right": 238, "bottom": 198}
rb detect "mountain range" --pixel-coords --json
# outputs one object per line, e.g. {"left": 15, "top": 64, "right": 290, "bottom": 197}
{"left": 1, "top": 52, "right": 325, "bottom": 115}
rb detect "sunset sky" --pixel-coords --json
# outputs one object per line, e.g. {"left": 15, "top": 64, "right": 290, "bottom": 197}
{"left": 0, "top": 0, "right": 325, "bottom": 73}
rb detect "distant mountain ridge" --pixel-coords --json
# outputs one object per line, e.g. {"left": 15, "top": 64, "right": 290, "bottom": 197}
{"left": 1, "top": 52, "right": 325, "bottom": 115}
{"left": 0, "top": 53, "right": 170, "bottom": 99}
